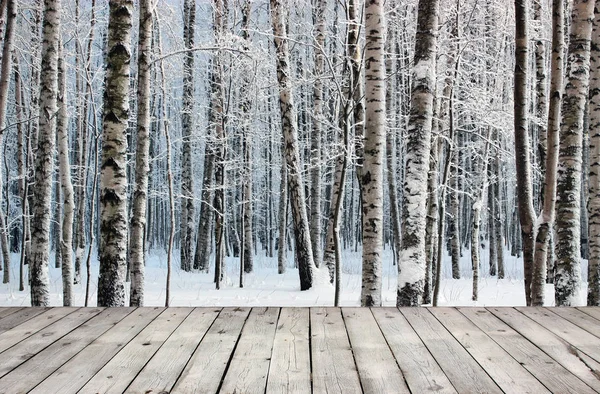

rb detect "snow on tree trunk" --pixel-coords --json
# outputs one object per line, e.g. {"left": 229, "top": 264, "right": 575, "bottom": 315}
{"left": 56, "top": 40, "right": 73, "bottom": 306}
{"left": 129, "top": 0, "right": 152, "bottom": 307}
{"left": 97, "top": 0, "right": 133, "bottom": 307}
{"left": 360, "top": 0, "right": 386, "bottom": 307}
{"left": 588, "top": 2, "right": 600, "bottom": 305}
{"left": 270, "top": 0, "right": 315, "bottom": 290}
{"left": 0, "top": 0, "right": 16, "bottom": 284}
{"left": 179, "top": 0, "right": 195, "bottom": 272}
{"left": 555, "top": 0, "right": 595, "bottom": 306}
{"left": 532, "top": 0, "right": 564, "bottom": 306}
{"left": 398, "top": 0, "right": 439, "bottom": 307}
{"left": 309, "top": 0, "right": 326, "bottom": 269}
{"left": 514, "top": 0, "right": 536, "bottom": 306}
{"left": 535, "top": 0, "right": 549, "bottom": 188}
{"left": 30, "top": 0, "right": 61, "bottom": 306}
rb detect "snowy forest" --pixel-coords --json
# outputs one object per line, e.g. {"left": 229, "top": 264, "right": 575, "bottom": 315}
{"left": 0, "top": 0, "right": 598, "bottom": 308}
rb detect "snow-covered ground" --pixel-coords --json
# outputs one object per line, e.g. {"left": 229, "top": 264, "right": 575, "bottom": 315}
{"left": 0, "top": 246, "right": 587, "bottom": 307}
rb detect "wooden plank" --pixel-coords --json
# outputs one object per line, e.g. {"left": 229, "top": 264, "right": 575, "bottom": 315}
{"left": 310, "top": 307, "right": 362, "bottom": 394}
{"left": 171, "top": 307, "right": 250, "bottom": 393}
{"left": 266, "top": 307, "right": 311, "bottom": 394}
{"left": 551, "top": 307, "right": 600, "bottom": 338}
{"left": 30, "top": 307, "right": 163, "bottom": 394}
{"left": 78, "top": 307, "right": 191, "bottom": 394}
{"left": 342, "top": 308, "right": 409, "bottom": 394}
{"left": 0, "top": 307, "right": 102, "bottom": 379}
{"left": 430, "top": 308, "right": 549, "bottom": 393}
{"left": 0, "top": 307, "right": 48, "bottom": 334}
{"left": 0, "top": 307, "right": 133, "bottom": 394}
{"left": 400, "top": 308, "right": 502, "bottom": 393}
{"left": 124, "top": 308, "right": 220, "bottom": 394}
{"left": 517, "top": 307, "right": 600, "bottom": 363}
{"left": 488, "top": 307, "right": 600, "bottom": 392}
{"left": 0, "top": 307, "right": 75, "bottom": 353}
{"left": 219, "top": 307, "right": 279, "bottom": 394}
{"left": 0, "top": 308, "right": 23, "bottom": 320}
{"left": 460, "top": 307, "right": 595, "bottom": 394}
{"left": 577, "top": 306, "right": 600, "bottom": 321}
{"left": 372, "top": 308, "right": 456, "bottom": 394}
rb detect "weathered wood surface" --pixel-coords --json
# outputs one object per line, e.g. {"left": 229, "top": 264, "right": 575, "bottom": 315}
{"left": 0, "top": 307, "right": 599, "bottom": 393}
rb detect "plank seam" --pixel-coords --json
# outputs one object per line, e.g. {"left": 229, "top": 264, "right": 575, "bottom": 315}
{"left": 339, "top": 307, "right": 365, "bottom": 394}
{"left": 167, "top": 307, "right": 224, "bottom": 392}
{"left": 262, "top": 307, "right": 282, "bottom": 394}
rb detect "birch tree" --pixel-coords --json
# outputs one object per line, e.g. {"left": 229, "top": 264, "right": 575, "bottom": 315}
{"left": 532, "top": 0, "right": 564, "bottom": 306}
{"left": 589, "top": 2, "right": 600, "bottom": 305}
{"left": 180, "top": 0, "right": 195, "bottom": 272}
{"left": 555, "top": 0, "right": 595, "bottom": 306}
{"left": 0, "top": 0, "right": 16, "bottom": 283}
{"left": 97, "top": 0, "right": 133, "bottom": 307}
{"left": 514, "top": 0, "right": 536, "bottom": 306}
{"left": 360, "top": 0, "right": 386, "bottom": 307}
{"left": 56, "top": 39, "right": 73, "bottom": 306}
{"left": 398, "top": 0, "right": 440, "bottom": 306}
{"left": 129, "top": 0, "right": 152, "bottom": 306}
{"left": 30, "top": 0, "right": 61, "bottom": 306}
{"left": 310, "top": 0, "right": 326, "bottom": 268}
{"left": 271, "top": 0, "right": 315, "bottom": 290}
{"left": 241, "top": 0, "right": 253, "bottom": 274}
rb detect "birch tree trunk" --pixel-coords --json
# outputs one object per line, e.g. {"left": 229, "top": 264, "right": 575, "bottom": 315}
{"left": 129, "top": 0, "right": 152, "bottom": 306}
{"left": 30, "top": 0, "right": 61, "bottom": 306}
{"left": 56, "top": 42, "right": 73, "bottom": 306}
{"left": 555, "top": 0, "right": 595, "bottom": 306}
{"left": 360, "top": 0, "right": 386, "bottom": 307}
{"left": 271, "top": 0, "right": 315, "bottom": 290}
{"left": 277, "top": 156, "right": 287, "bottom": 274}
{"left": 97, "top": 0, "right": 133, "bottom": 307}
{"left": 0, "top": 0, "right": 15, "bottom": 284}
{"left": 398, "top": 0, "right": 439, "bottom": 306}
{"left": 241, "top": 0, "right": 253, "bottom": 274}
{"left": 180, "top": 0, "right": 195, "bottom": 272}
{"left": 310, "top": 0, "right": 326, "bottom": 269}
{"left": 323, "top": 0, "right": 360, "bottom": 282}
{"left": 532, "top": 0, "right": 564, "bottom": 306}
{"left": 514, "top": 0, "right": 536, "bottom": 306}
{"left": 588, "top": 2, "right": 600, "bottom": 305}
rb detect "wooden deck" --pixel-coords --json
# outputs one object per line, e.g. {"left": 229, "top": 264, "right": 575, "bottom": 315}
{"left": 0, "top": 307, "right": 599, "bottom": 393}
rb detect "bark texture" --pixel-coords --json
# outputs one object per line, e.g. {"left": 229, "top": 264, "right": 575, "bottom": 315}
{"left": 271, "top": 0, "right": 315, "bottom": 290}
{"left": 398, "top": 0, "right": 439, "bottom": 306}
{"left": 361, "top": 0, "right": 386, "bottom": 307}
{"left": 179, "top": 0, "right": 195, "bottom": 272}
{"left": 30, "top": 0, "right": 61, "bottom": 306}
{"left": 97, "top": 0, "right": 133, "bottom": 307}
{"left": 589, "top": 2, "right": 600, "bottom": 305}
{"left": 57, "top": 40, "right": 73, "bottom": 306}
{"left": 129, "top": 0, "right": 152, "bottom": 306}
{"left": 514, "top": 0, "right": 536, "bottom": 306}
{"left": 555, "top": 0, "right": 595, "bottom": 306}
{"left": 532, "top": 0, "right": 564, "bottom": 306}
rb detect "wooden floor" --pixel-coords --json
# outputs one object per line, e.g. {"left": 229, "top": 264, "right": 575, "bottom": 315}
{"left": 0, "top": 307, "right": 599, "bottom": 393}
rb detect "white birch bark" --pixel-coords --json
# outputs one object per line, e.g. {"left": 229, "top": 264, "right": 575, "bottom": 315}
{"left": 97, "top": 0, "right": 133, "bottom": 307}
{"left": 310, "top": 0, "right": 326, "bottom": 269}
{"left": 398, "top": 0, "right": 439, "bottom": 306}
{"left": 30, "top": 0, "right": 61, "bottom": 306}
{"left": 514, "top": 0, "right": 536, "bottom": 306}
{"left": 555, "top": 0, "right": 595, "bottom": 306}
{"left": 180, "top": 0, "right": 195, "bottom": 272}
{"left": 241, "top": 0, "right": 253, "bottom": 274}
{"left": 360, "top": 0, "right": 386, "bottom": 307}
{"left": 588, "top": 2, "right": 600, "bottom": 305}
{"left": 129, "top": 0, "right": 152, "bottom": 306}
{"left": 532, "top": 0, "right": 564, "bottom": 306}
{"left": 271, "top": 0, "right": 315, "bottom": 290}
